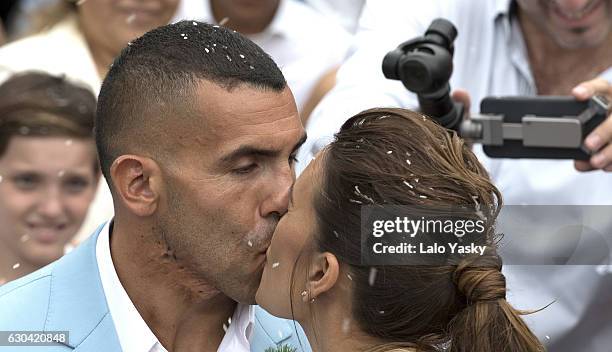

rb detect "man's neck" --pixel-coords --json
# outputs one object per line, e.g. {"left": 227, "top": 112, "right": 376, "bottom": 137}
{"left": 518, "top": 10, "right": 612, "bottom": 95}
{"left": 110, "top": 221, "right": 236, "bottom": 351}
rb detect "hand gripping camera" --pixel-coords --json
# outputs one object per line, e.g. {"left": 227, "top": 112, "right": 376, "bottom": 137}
{"left": 382, "top": 18, "right": 610, "bottom": 160}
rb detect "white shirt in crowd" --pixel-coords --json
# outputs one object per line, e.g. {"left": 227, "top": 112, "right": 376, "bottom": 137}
{"left": 304, "top": 0, "right": 366, "bottom": 34}
{"left": 0, "top": 14, "right": 114, "bottom": 243}
{"left": 173, "top": 0, "right": 353, "bottom": 115}
{"left": 299, "top": 0, "right": 612, "bottom": 351}
{"left": 96, "top": 221, "right": 254, "bottom": 352}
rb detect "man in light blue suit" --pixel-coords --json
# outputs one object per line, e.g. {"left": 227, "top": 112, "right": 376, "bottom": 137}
{"left": 0, "top": 20, "right": 310, "bottom": 352}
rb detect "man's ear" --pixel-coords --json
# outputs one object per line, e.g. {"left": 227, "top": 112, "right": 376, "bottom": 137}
{"left": 110, "top": 155, "right": 162, "bottom": 217}
{"left": 303, "top": 252, "right": 339, "bottom": 302}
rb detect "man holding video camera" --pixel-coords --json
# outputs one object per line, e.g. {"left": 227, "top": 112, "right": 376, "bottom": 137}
{"left": 299, "top": 0, "right": 612, "bottom": 350}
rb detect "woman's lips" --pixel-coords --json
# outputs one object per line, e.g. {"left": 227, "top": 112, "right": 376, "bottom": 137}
{"left": 26, "top": 224, "right": 66, "bottom": 244}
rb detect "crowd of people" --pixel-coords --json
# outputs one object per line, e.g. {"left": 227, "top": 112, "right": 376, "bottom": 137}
{"left": 0, "top": 1, "right": 611, "bottom": 351}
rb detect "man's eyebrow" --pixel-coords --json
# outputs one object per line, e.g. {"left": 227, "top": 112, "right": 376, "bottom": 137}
{"left": 220, "top": 132, "right": 307, "bottom": 164}
{"left": 220, "top": 145, "right": 279, "bottom": 164}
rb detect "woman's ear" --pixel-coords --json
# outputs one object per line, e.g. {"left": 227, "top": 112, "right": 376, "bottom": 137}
{"left": 110, "top": 155, "right": 162, "bottom": 217}
{"left": 304, "top": 252, "right": 340, "bottom": 302}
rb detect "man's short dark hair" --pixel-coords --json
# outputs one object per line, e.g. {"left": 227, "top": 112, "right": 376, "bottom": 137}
{"left": 95, "top": 21, "right": 287, "bottom": 182}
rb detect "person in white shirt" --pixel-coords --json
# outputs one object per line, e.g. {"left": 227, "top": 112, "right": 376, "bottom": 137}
{"left": 299, "top": 0, "right": 612, "bottom": 351}
{"left": 0, "top": 0, "right": 180, "bottom": 245}
{"left": 174, "top": 0, "right": 353, "bottom": 123}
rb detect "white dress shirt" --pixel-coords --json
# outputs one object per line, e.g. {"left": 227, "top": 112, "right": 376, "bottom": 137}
{"left": 173, "top": 0, "right": 353, "bottom": 114}
{"left": 0, "top": 15, "right": 114, "bottom": 245}
{"left": 301, "top": 1, "right": 612, "bottom": 350}
{"left": 96, "top": 221, "right": 254, "bottom": 352}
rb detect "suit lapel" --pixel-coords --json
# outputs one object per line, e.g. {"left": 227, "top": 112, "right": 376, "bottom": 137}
{"left": 44, "top": 223, "right": 121, "bottom": 350}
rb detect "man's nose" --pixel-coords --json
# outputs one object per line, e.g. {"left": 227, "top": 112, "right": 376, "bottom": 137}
{"left": 259, "top": 164, "right": 293, "bottom": 218}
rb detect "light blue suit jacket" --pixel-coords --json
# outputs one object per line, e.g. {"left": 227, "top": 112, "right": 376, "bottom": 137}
{"left": 0, "top": 224, "right": 311, "bottom": 352}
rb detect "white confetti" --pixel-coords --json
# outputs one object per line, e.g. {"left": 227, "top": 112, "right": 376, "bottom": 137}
{"left": 58, "top": 170, "right": 65, "bottom": 178}
{"left": 406, "top": 159, "right": 412, "bottom": 165}
{"left": 218, "top": 17, "right": 229, "bottom": 26}
{"left": 349, "top": 199, "right": 362, "bottom": 204}
{"left": 545, "top": 335, "right": 550, "bottom": 340}
{"left": 346, "top": 273, "right": 353, "bottom": 281}
{"left": 368, "top": 268, "right": 377, "bottom": 286}
{"left": 205, "top": 48, "right": 209, "bottom": 53}
{"left": 247, "top": 240, "right": 253, "bottom": 247}
{"left": 226, "top": 55, "right": 232, "bottom": 62}
{"left": 472, "top": 195, "right": 481, "bottom": 211}
{"left": 341, "top": 318, "right": 351, "bottom": 333}
{"left": 387, "top": 150, "right": 393, "bottom": 154}
{"left": 353, "top": 185, "right": 374, "bottom": 203}
{"left": 272, "top": 262, "right": 280, "bottom": 268}
{"left": 249, "top": 65, "right": 254, "bottom": 70}
{"left": 192, "top": 21, "right": 198, "bottom": 26}
{"left": 76, "top": 0, "right": 88, "bottom": 5}
{"left": 20, "top": 234, "right": 30, "bottom": 242}
{"left": 65, "top": 139, "right": 73, "bottom": 146}
{"left": 419, "top": 195, "right": 428, "bottom": 199}
{"left": 379, "top": 310, "right": 385, "bottom": 314}
{"left": 126, "top": 14, "right": 136, "bottom": 24}
{"left": 403, "top": 180, "right": 414, "bottom": 189}
{"left": 239, "top": 54, "right": 245, "bottom": 59}
{"left": 222, "top": 323, "right": 228, "bottom": 332}
{"left": 12, "top": 263, "right": 20, "bottom": 270}
{"left": 333, "top": 230, "right": 339, "bottom": 238}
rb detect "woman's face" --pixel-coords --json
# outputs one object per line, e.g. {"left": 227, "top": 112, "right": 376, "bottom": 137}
{"left": 0, "top": 136, "right": 98, "bottom": 267}
{"left": 78, "top": 0, "right": 180, "bottom": 52}
{"left": 256, "top": 155, "right": 321, "bottom": 319}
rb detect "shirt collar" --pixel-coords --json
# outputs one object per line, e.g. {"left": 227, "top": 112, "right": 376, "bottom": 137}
{"left": 96, "top": 221, "right": 161, "bottom": 352}
{"left": 95, "top": 221, "right": 255, "bottom": 352}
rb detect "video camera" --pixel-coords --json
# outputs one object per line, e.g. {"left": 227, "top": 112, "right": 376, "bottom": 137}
{"left": 382, "top": 19, "right": 610, "bottom": 160}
